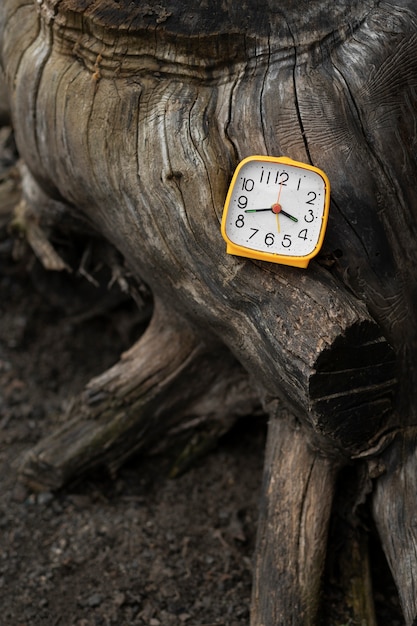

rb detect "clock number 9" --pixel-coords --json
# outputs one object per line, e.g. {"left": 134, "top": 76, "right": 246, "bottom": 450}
{"left": 237, "top": 195, "right": 248, "bottom": 209}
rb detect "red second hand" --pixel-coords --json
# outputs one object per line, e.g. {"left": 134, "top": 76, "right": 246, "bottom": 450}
{"left": 272, "top": 181, "right": 283, "bottom": 214}
{"left": 272, "top": 181, "right": 283, "bottom": 233}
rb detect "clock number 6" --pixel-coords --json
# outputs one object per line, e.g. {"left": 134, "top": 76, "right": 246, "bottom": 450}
{"left": 265, "top": 233, "right": 275, "bottom": 246}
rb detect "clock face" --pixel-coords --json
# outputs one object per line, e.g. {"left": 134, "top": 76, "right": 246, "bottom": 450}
{"left": 221, "top": 156, "right": 330, "bottom": 268}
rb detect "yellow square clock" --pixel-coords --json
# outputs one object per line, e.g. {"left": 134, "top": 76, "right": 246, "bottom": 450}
{"left": 221, "top": 156, "right": 330, "bottom": 268}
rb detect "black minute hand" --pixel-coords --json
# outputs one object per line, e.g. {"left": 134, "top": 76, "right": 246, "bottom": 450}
{"left": 245, "top": 208, "right": 298, "bottom": 222}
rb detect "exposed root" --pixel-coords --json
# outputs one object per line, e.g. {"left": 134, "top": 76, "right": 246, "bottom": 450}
{"left": 372, "top": 430, "right": 417, "bottom": 626}
{"left": 10, "top": 198, "right": 72, "bottom": 272}
{"left": 18, "top": 299, "right": 260, "bottom": 491}
{"left": 251, "top": 413, "right": 339, "bottom": 626}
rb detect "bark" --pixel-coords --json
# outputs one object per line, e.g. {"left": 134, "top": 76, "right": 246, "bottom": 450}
{"left": 324, "top": 463, "right": 379, "bottom": 626}
{"left": 372, "top": 432, "right": 417, "bottom": 626}
{"left": 251, "top": 415, "right": 337, "bottom": 626}
{"left": 335, "top": 526, "right": 377, "bottom": 626}
{"left": 0, "top": 68, "right": 10, "bottom": 124}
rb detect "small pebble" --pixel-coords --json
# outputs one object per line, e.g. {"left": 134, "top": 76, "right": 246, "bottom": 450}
{"left": 179, "top": 613, "right": 191, "bottom": 622}
{"left": 86, "top": 593, "right": 103, "bottom": 607}
{"left": 114, "top": 592, "right": 125, "bottom": 607}
{"left": 37, "top": 491, "right": 54, "bottom": 506}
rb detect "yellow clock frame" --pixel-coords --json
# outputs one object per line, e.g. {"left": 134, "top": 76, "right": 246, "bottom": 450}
{"left": 221, "top": 156, "right": 331, "bottom": 268}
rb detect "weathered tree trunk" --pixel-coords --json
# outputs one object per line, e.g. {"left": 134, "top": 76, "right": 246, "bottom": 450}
{"left": 252, "top": 415, "right": 338, "bottom": 625}
{"left": 1, "top": 0, "right": 417, "bottom": 623}
{"left": 372, "top": 431, "right": 417, "bottom": 625}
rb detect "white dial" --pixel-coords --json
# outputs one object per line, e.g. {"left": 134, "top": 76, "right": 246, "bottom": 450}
{"left": 221, "top": 156, "right": 330, "bottom": 268}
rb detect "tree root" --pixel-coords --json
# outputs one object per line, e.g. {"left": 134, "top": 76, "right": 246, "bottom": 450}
{"left": 324, "top": 464, "right": 378, "bottom": 626}
{"left": 18, "top": 299, "right": 261, "bottom": 491}
{"left": 338, "top": 523, "right": 377, "bottom": 626}
{"left": 251, "top": 414, "right": 338, "bottom": 626}
{"left": 372, "top": 430, "right": 417, "bottom": 626}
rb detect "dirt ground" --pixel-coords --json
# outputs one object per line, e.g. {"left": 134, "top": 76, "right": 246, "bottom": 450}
{"left": 0, "top": 252, "right": 267, "bottom": 626}
{"left": 0, "top": 126, "right": 405, "bottom": 626}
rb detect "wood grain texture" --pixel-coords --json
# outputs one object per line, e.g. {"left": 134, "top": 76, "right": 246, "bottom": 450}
{"left": 373, "top": 431, "right": 417, "bottom": 625}
{"left": 252, "top": 415, "right": 337, "bottom": 625}
{"left": 0, "top": 0, "right": 404, "bottom": 455}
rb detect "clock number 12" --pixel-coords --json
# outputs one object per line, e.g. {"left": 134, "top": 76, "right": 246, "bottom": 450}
{"left": 258, "top": 170, "right": 289, "bottom": 185}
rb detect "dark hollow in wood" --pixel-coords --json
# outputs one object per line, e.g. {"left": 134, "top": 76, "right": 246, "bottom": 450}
{"left": 310, "top": 320, "right": 397, "bottom": 450}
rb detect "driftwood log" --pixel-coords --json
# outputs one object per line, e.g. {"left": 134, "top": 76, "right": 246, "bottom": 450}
{"left": 1, "top": 0, "right": 417, "bottom": 623}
